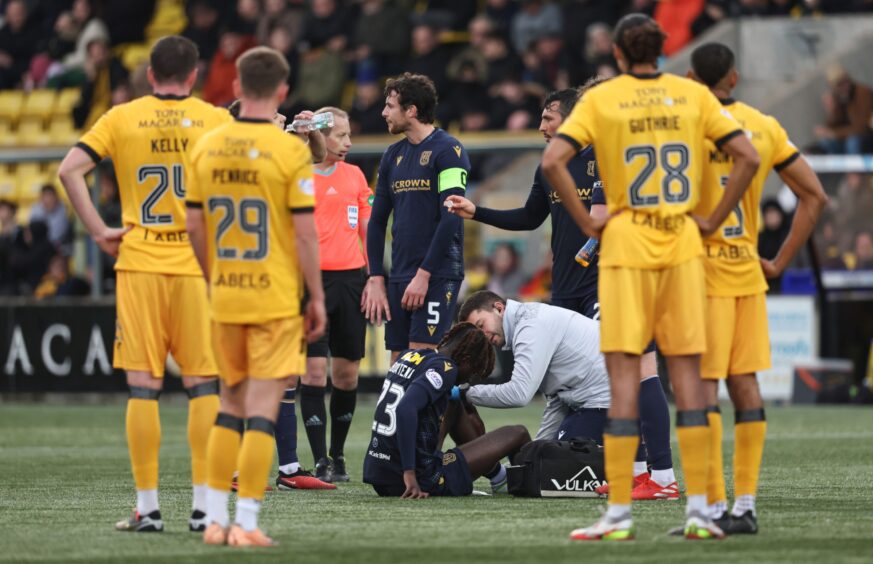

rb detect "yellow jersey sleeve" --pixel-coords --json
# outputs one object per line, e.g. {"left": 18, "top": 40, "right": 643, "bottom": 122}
{"left": 185, "top": 138, "right": 205, "bottom": 207}
{"left": 701, "top": 89, "right": 743, "bottom": 148}
{"left": 556, "top": 95, "right": 594, "bottom": 149}
{"left": 77, "top": 106, "right": 119, "bottom": 161}
{"left": 770, "top": 116, "right": 801, "bottom": 171}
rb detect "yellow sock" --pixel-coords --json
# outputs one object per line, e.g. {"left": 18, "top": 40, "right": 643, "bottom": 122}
{"left": 676, "top": 410, "right": 710, "bottom": 498}
{"left": 237, "top": 418, "right": 276, "bottom": 501}
{"left": 206, "top": 414, "right": 243, "bottom": 492}
{"left": 734, "top": 411, "right": 767, "bottom": 497}
{"left": 188, "top": 393, "right": 220, "bottom": 486}
{"left": 604, "top": 419, "right": 640, "bottom": 506}
{"left": 126, "top": 398, "right": 161, "bottom": 491}
{"left": 706, "top": 408, "right": 727, "bottom": 506}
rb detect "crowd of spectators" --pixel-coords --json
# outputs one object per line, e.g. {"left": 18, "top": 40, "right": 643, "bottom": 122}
{"left": 1, "top": 0, "right": 872, "bottom": 135}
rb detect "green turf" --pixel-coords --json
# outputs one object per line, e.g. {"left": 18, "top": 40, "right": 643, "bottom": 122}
{"left": 1, "top": 400, "right": 872, "bottom": 563}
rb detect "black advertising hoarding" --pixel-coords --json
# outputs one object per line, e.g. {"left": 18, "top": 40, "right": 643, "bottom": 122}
{"left": 1, "top": 300, "right": 127, "bottom": 393}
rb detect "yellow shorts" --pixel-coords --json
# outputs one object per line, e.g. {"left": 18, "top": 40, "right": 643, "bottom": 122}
{"left": 599, "top": 258, "right": 706, "bottom": 356}
{"left": 701, "top": 293, "right": 771, "bottom": 379}
{"left": 114, "top": 271, "right": 217, "bottom": 377}
{"left": 212, "top": 316, "right": 306, "bottom": 387}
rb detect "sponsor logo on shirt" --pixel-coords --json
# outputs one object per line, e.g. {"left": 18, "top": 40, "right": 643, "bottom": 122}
{"left": 425, "top": 368, "right": 442, "bottom": 389}
{"left": 419, "top": 150, "right": 432, "bottom": 166}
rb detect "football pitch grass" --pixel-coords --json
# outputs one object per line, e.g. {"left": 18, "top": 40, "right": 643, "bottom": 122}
{"left": 1, "top": 399, "right": 872, "bottom": 563}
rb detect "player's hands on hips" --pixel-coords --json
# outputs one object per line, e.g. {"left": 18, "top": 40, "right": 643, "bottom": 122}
{"left": 444, "top": 195, "right": 475, "bottom": 219}
{"left": 691, "top": 214, "right": 718, "bottom": 238}
{"left": 585, "top": 214, "right": 610, "bottom": 239}
{"left": 760, "top": 258, "right": 782, "bottom": 279}
{"left": 401, "top": 269, "right": 429, "bottom": 310}
{"left": 401, "top": 470, "right": 429, "bottom": 499}
{"left": 304, "top": 297, "right": 327, "bottom": 343}
{"left": 362, "top": 275, "right": 392, "bottom": 325}
{"left": 95, "top": 225, "right": 132, "bottom": 258}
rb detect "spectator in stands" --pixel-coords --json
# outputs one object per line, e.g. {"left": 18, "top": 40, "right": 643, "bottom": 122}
{"left": 815, "top": 66, "right": 873, "bottom": 155}
{"left": 485, "top": 0, "right": 518, "bottom": 33}
{"left": 183, "top": 0, "right": 222, "bottom": 67}
{"left": 202, "top": 28, "right": 256, "bottom": 107}
{"left": 486, "top": 242, "right": 527, "bottom": 299}
{"left": 489, "top": 75, "right": 541, "bottom": 131}
{"left": 29, "top": 185, "right": 70, "bottom": 251}
{"left": 511, "top": 0, "right": 562, "bottom": 55}
{"left": 235, "top": 0, "right": 261, "bottom": 36}
{"left": 440, "top": 59, "right": 490, "bottom": 129}
{"left": 9, "top": 220, "right": 54, "bottom": 295}
{"left": 34, "top": 254, "right": 90, "bottom": 299}
{"left": 301, "top": 0, "right": 353, "bottom": 52}
{"left": 522, "top": 34, "right": 568, "bottom": 91}
{"left": 850, "top": 230, "right": 873, "bottom": 270}
{"left": 349, "top": 76, "right": 386, "bottom": 135}
{"left": 71, "top": 36, "right": 121, "bottom": 130}
{"left": 758, "top": 199, "right": 790, "bottom": 293}
{"left": 354, "top": 0, "right": 410, "bottom": 76}
{"left": 0, "top": 199, "right": 18, "bottom": 295}
{"left": 482, "top": 31, "right": 522, "bottom": 88}
{"left": 0, "top": 0, "right": 38, "bottom": 89}
{"left": 267, "top": 22, "right": 301, "bottom": 94}
{"left": 42, "top": 0, "right": 110, "bottom": 89}
{"left": 60, "top": 0, "right": 109, "bottom": 70}
{"left": 580, "top": 22, "right": 618, "bottom": 82}
{"left": 459, "top": 255, "right": 489, "bottom": 302}
{"left": 421, "top": 0, "right": 478, "bottom": 31}
{"left": 446, "top": 15, "right": 492, "bottom": 86}
{"left": 257, "top": 0, "right": 306, "bottom": 47}
{"left": 407, "top": 24, "right": 451, "bottom": 97}
{"left": 287, "top": 46, "right": 345, "bottom": 114}
{"left": 103, "top": 0, "right": 155, "bottom": 46}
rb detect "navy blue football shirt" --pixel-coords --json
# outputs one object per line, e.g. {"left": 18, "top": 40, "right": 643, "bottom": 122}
{"left": 367, "top": 128, "right": 471, "bottom": 282}
{"left": 363, "top": 349, "right": 457, "bottom": 490}
{"left": 474, "top": 146, "right": 605, "bottom": 301}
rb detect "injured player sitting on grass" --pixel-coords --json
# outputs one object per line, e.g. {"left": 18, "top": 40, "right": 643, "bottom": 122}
{"left": 363, "top": 322, "right": 531, "bottom": 498}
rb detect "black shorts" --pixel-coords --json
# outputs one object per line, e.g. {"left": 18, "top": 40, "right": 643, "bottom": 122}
{"left": 551, "top": 294, "right": 656, "bottom": 354}
{"left": 370, "top": 447, "right": 473, "bottom": 498}
{"left": 384, "top": 277, "right": 460, "bottom": 352}
{"left": 307, "top": 268, "right": 367, "bottom": 360}
{"left": 556, "top": 407, "right": 609, "bottom": 444}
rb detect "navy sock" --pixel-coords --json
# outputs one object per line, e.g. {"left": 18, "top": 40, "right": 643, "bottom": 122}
{"left": 635, "top": 439, "right": 647, "bottom": 463}
{"left": 299, "top": 383, "right": 328, "bottom": 463}
{"left": 275, "top": 387, "right": 298, "bottom": 467}
{"left": 639, "top": 376, "right": 673, "bottom": 470}
{"left": 329, "top": 387, "right": 357, "bottom": 459}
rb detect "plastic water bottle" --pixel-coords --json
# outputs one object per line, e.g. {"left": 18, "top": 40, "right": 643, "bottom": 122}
{"left": 575, "top": 238, "right": 599, "bottom": 267}
{"left": 286, "top": 112, "right": 334, "bottom": 133}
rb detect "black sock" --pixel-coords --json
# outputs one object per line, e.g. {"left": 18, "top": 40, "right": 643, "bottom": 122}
{"left": 329, "top": 387, "right": 357, "bottom": 459}
{"left": 299, "top": 383, "right": 327, "bottom": 463}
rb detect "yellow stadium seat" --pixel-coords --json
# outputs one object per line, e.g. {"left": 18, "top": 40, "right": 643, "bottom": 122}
{"left": 21, "top": 89, "right": 57, "bottom": 122}
{"left": 0, "top": 119, "right": 16, "bottom": 147}
{"left": 48, "top": 116, "right": 79, "bottom": 146}
{"left": 0, "top": 90, "right": 24, "bottom": 123}
{"left": 54, "top": 88, "right": 81, "bottom": 119}
{"left": 17, "top": 117, "right": 51, "bottom": 146}
{"left": 16, "top": 163, "right": 49, "bottom": 204}
{"left": 0, "top": 170, "right": 16, "bottom": 201}
{"left": 16, "top": 203, "right": 33, "bottom": 225}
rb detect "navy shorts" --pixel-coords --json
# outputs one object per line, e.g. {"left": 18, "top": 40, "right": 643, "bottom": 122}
{"left": 556, "top": 407, "right": 609, "bottom": 445}
{"left": 370, "top": 448, "right": 473, "bottom": 497}
{"left": 552, "top": 294, "right": 656, "bottom": 354}
{"left": 551, "top": 293, "right": 600, "bottom": 320}
{"left": 385, "top": 277, "right": 460, "bottom": 352}
{"left": 307, "top": 269, "right": 367, "bottom": 360}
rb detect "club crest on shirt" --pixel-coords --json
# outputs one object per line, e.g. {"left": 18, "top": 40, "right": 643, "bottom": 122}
{"left": 442, "top": 453, "right": 457, "bottom": 465}
{"left": 419, "top": 150, "right": 432, "bottom": 166}
{"left": 396, "top": 155, "right": 403, "bottom": 166}
{"left": 587, "top": 160, "right": 595, "bottom": 177}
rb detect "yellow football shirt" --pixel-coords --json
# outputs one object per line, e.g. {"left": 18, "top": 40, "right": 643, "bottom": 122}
{"left": 186, "top": 118, "right": 315, "bottom": 324}
{"left": 696, "top": 99, "right": 799, "bottom": 296}
{"left": 557, "top": 72, "right": 743, "bottom": 269}
{"left": 77, "top": 94, "right": 231, "bottom": 276}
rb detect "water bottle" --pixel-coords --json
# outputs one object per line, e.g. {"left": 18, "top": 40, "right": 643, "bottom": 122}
{"left": 575, "top": 237, "right": 599, "bottom": 267}
{"left": 286, "top": 112, "right": 334, "bottom": 133}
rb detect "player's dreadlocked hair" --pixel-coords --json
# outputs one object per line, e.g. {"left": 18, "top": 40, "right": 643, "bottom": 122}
{"left": 437, "top": 322, "right": 495, "bottom": 385}
{"left": 613, "top": 13, "right": 666, "bottom": 67}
